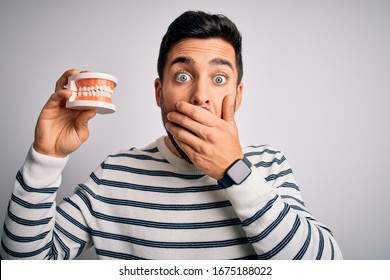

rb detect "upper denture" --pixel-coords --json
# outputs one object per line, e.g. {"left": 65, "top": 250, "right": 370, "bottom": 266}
{"left": 75, "top": 78, "right": 116, "bottom": 89}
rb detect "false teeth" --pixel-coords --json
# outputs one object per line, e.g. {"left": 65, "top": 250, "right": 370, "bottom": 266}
{"left": 66, "top": 72, "right": 118, "bottom": 114}
{"left": 76, "top": 84, "right": 113, "bottom": 98}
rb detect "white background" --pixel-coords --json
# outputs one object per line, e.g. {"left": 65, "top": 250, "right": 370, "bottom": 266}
{"left": 0, "top": 0, "right": 389, "bottom": 259}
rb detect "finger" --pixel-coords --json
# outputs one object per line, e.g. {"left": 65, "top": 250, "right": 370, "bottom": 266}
{"left": 166, "top": 121, "right": 202, "bottom": 151}
{"left": 55, "top": 69, "right": 80, "bottom": 91}
{"left": 167, "top": 111, "right": 207, "bottom": 138}
{"left": 44, "top": 90, "right": 73, "bottom": 109}
{"left": 222, "top": 94, "right": 236, "bottom": 123}
{"left": 175, "top": 101, "right": 215, "bottom": 126}
{"left": 74, "top": 110, "right": 96, "bottom": 143}
{"left": 174, "top": 136, "right": 197, "bottom": 158}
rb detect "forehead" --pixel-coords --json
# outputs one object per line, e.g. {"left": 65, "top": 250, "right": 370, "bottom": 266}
{"left": 166, "top": 38, "right": 236, "bottom": 67}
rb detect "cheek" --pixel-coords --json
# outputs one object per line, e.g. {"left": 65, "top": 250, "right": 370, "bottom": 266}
{"left": 160, "top": 89, "right": 180, "bottom": 114}
{"left": 212, "top": 93, "right": 230, "bottom": 117}
{"left": 161, "top": 84, "right": 190, "bottom": 106}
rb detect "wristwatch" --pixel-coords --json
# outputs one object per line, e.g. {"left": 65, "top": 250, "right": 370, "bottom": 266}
{"left": 217, "top": 157, "right": 252, "bottom": 188}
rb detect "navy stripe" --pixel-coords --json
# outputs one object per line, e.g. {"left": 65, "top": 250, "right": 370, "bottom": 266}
{"left": 233, "top": 254, "right": 258, "bottom": 260}
{"left": 281, "top": 195, "right": 305, "bottom": 207}
{"left": 76, "top": 189, "right": 238, "bottom": 229}
{"left": 101, "top": 163, "right": 205, "bottom": 180}
{"left": 56, "top": 206, "right": 91, "bottom": 234}
{"left": 3, "top": 225, "right": 49, "bottom": 243}
{"left": 316, "top": 227, "right": 325, "bottom": 260}
{"left": 278, "top": 182, "right": 300, "bottom": 191}
{"left": 257, "top": 216, "right": 301, "bottom": 259}
{"left": 254, "top": 156, "right": 286, "bottom": 168}
{"left": 87, "top": 207, "right": 240, "bottom": 229}
{"left": 244, "top": 148, "right": 280, "bottom": 156}
{"left": 62, "top": 197, "right": 81, "bottom": 211}
{"left": 91, "top": 171, "right": 219, "bottom": 193}
{"left": 54, "top": 223, "right": 86, "bottom": 258}
{"left": 290, "top": 205, "right": 310, "bottom": 214}
{"left": 48, "top": 244, "right": 58, "bottom": 260}
{"left": 90, "top": 172, "right": 102, "bottom": 185}
{"left": 265, "top": 169, "right": 293, "bottom": 182}
{"left": 91, "top": 230, "right": 249, "bottom": 249}
{"left": 96, "top": 249, "right": 258, "bottom": 260}
{"left": 11, "top": 194, "right": 53, "bottom": 209}
{"left": 141, "top": 147, "right": 159, "bottom": 153}
{"left": 329, "top": 237, "right": 335, "bottom": 260}
{"left": 8, "top": 209, "right": 52, "bottom": 226}
{"left": 242, "top": 195, "right": 278, "bottom": 227}
{"left": 318, "top": 225, "right": 334, "bottom": 236}
{"left": 1, "top": 239, "right": 53, "bottom": 258}
{"left": 53, "top": 231, "right": 70, "bottom": 259}
{"left": 249, "top": 203, "right": 290, "bottom": 243}
{"left": 96, "top": 249, "right": 147, "bottom": 260}
{"left": 78, "top": 184, "right": 231, "bottom": 211}
{"left": 293, "top": 219, "right": 311, "bottom": 259}
{"left": 109, "top": 153, "right": 169, "bottom": 163}
{"left": 16, "top": 171, "right": 58, "bottom": 194}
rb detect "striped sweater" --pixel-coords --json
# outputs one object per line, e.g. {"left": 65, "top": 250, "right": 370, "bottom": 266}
{"left": 1, "top": 136, "right": 342, "bottom": 259}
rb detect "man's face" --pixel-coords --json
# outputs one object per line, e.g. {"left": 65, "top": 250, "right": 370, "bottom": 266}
{"left": 155, "top": 38, "right": 243, "bottom": 160}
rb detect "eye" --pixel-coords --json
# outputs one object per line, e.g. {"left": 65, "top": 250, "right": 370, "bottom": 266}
{"left": 214, "top": 75, "right": 227, "bottom": 85}
{"left": 176, "top": 72, "right": 191, "bottom": 83}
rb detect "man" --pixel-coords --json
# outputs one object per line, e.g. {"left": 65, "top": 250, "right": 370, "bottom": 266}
{"left": 1, "top": 11, "right": 342, "bottom": 260}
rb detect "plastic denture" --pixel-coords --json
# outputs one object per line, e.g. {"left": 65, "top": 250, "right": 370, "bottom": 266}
{"left": 65, "top": 72, "right": 118, "bottom": 114}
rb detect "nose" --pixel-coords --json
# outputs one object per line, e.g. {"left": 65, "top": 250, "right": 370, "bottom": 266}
{"left": 190, "top": 79, "right": 210, "bottom": 107}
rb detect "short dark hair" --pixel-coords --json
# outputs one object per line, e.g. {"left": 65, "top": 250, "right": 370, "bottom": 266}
{"left": 157, "top": 11, "right": 243, "bottom": 85}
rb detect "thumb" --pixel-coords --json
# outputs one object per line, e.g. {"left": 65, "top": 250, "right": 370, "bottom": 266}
{"left": 222, "top": 94, "right": 236, "bottom": 123}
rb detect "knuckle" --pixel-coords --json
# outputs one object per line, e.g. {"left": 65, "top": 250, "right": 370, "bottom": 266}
{"left": 182, "top": 115, "right": 192, "bottom": 126}
{"left": 192, "top": 152, "right": 204, "bottom": 163}
{"left": 175, "top": 128, "right": 186, "bottom": 139}
{"left": 187, "top": 106, "right": 199, "bottom": 119}
{"left": 198, "top": 144, "right": 211, "bottom": 155}
{"left": 206, "top": 132, "right": 218, "bottom": 143}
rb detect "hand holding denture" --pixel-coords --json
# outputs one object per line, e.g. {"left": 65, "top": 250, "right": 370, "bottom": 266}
{"left": 33, "top": 69, "right": 97, "bottom": 158}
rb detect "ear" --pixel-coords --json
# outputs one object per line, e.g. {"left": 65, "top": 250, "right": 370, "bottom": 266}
{"left": 234, "top": 82, "right": 244, "bottom": 112}
{"left": 154, "top": 78, "right": 162, "bottom": 107}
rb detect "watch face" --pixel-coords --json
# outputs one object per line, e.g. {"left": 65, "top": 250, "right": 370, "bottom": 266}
{"left": 227, "top": 160, "right": 251, "bottom": 184}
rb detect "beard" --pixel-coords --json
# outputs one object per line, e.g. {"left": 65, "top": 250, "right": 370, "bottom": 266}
{"left": 160, "top": 94, "right": 193, "bottom": 164}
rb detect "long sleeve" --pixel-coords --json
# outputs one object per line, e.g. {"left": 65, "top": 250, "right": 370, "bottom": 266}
{"left": 0, "top": 146, "right": 93, "bottom": 259}
{"left": 224, "top": 145, "right": 343, "bottom": 259}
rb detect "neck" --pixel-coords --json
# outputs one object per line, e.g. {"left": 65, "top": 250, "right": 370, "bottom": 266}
{"left": 164, "top": 135, "right": 193, "bottom": 164}
{"left": 164, "top": 136, "right": 182, "bottom": 158}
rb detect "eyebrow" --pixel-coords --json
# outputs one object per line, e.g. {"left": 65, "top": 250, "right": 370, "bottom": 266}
{"left": 170, "top": 56, "right": 234, "bottom": 71}
{"left": 170, "top": 56, "right": 195, "bottom": 67}
{"left": 209, "top": 58, "right": 234, "bottom": 70}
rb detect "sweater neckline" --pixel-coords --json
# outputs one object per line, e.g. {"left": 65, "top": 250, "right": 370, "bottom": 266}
{"left": 156, "top": 136, "right": 204, "bottom": 175}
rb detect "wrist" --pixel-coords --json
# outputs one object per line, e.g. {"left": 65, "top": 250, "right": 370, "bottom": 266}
{"left": 217, "top": 156, "right": 252, "bottom": 188}
{"left": 22, "top": 145, "right": 68, "bottom": 188}
{"left": 33, "top": 142, "right": 68, "bottom": 158}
